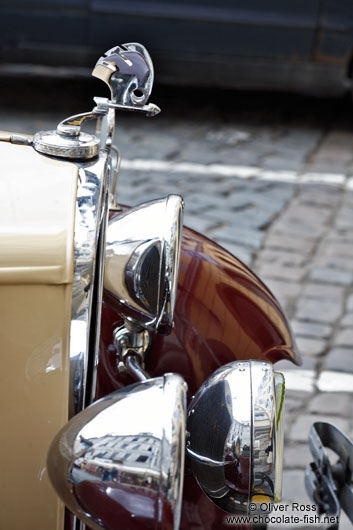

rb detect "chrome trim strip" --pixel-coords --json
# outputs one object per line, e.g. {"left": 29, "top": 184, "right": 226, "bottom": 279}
{"left": 69, "top": 152, "right": 108, "bottom": 418}
{"left": 251, "top": 361, "right": 278, "bottom": 504}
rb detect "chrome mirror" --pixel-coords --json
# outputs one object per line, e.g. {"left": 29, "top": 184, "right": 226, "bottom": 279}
{"left": 105, "top": 195, "right": 184, "bottom": 334}
{"left": 186, "top": 360, "right": 285, "bottom": 514}
{"left": 47, "top": 373, "right": 187, "bottom": 530}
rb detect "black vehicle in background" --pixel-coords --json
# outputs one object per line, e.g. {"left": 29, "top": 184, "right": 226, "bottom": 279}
{"left": 0, "top": 0, "right": 352, "bottom": 96}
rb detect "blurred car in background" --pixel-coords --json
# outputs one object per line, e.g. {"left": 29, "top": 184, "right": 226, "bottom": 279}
{"left": 0, "top": 0, "right": 352, "bottom": 96}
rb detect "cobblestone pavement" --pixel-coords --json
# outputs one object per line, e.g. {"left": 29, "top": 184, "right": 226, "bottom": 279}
{"left": 2, "top": 79, "right": 353, "bottom": 528}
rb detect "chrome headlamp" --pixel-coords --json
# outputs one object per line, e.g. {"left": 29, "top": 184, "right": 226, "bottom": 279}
{"left": 105, "top": 194, "right": 184, "bottom": 334}
{"left": 48, "top": 360, "right": 285, "bottom": 529}
{"left": 186, "top": 360, "right": 285, "bottom": 514}
{"left": 47, "top": 373, "right": 187, "bottom": 530}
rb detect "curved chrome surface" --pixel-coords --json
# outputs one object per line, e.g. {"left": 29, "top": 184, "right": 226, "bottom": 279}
{"left": 186, "top": 360, "right": 284, "bottom": 514}
{"left": 48, "top": 373, "right": 187, "bottom": 530}
{"left": 253, "top": 366, "right": 285, "bottom": 506}
{"left": 106, "top": 145, "right": 120, "bottom": 207}
{"left": 57, "top": 108, "right": 107, "bottom": 138}
{"left": 70, "top": 154, "right": 109, "bottom": 417}
{"left": 105, "top": 195, "right": 184, "bottom": 334}
{"left": 92, "top": 43, "right": 154, "bottom": 107}
{"left": 125, "top": 353, "right": 150, "bottom": 382}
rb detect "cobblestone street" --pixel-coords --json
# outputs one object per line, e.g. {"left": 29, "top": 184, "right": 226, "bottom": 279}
{"left": 2, "top": 79, "right": 353, "bottom": 528}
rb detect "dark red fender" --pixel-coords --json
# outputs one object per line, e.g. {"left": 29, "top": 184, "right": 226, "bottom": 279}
{"left": 96, "top": 225, "right": 301, "bottom": 530}
{"left": 75, "top": 481, "right": 173, "bottom": 530}
{"left": 98, "top": 226, "right": 300, "bottom": 398}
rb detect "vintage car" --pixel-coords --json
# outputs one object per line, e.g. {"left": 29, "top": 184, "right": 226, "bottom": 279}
{"left": 0, "top": 43, "right": 301, "bottom": 530}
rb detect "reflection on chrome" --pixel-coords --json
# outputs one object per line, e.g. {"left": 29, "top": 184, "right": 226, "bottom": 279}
{"left": 105, "top": 195, "right": 184, "bottom": 334}
{"left": 70, "top": 156, "right": 109, "bottom": 417}
{"left": 186, "top": 360, "right": 284, "bottom": 515}
{"left": 48, "top": 373, "right": 186, "bottom": 530}
{"left": 92, "top": 43, "right": 155, "bottom": 109}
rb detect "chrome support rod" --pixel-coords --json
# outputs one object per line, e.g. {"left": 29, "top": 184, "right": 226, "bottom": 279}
{"left": 125, "top": 354, "right": 149, "bottom": 382}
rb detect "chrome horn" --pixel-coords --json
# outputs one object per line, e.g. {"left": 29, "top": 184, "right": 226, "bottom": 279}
{"left": 47, "top": 374, "right": 187, "bottom": 530}
{"left": 105, "top": 195, "right": 184, "bottom": 334}
{"left": 186, "top": 360, "right": 285, "bottom": 514}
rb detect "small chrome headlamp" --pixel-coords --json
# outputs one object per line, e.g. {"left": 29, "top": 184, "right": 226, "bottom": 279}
{"left": 186, "top": 360, "right": 285, "bottom": 514}
{"left": 105, "top": 194, "right": 184, "bottom": 334}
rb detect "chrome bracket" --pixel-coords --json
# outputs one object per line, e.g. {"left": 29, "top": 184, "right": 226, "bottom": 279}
{"left": 93, "top": 96, "right": 160, "bottom": 118}
{"left": 53, "top": 95, "right": 160, "bottom": 140}
{"left": 113, "top": 320, "right": 151, "bottom": 381}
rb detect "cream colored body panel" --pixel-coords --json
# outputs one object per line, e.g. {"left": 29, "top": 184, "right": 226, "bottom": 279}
{"left": 0, "top": 141, "right": 77, "bottom": 284}
{"left": 0, "top": 142, "right": 78, "bottom": 530}
{"left": 0, "top": 284, "right": 72, "bottom": 530}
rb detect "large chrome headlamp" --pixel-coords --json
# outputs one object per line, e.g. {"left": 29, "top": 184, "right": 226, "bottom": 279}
{"left": 47, "top": 373, "right": 187, "bottom": 530}
{"left": 105, "top": 195, "right": 184, "bottom": 334}
{"left": 186, "top": 360, "right": 285, "bottom": 515}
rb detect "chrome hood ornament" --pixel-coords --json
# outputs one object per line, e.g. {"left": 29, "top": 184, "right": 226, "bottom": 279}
{"left": 186, "top": 360, "right": 285, "bottom": 514}
{"left": 92, "top": 42, "right": 157, "bottom": 113}
{"left": 47, "top": 373, "right": 187, "bottom": 530}
{"left": 33, "top": 43, "right": 160, "bottom": 159}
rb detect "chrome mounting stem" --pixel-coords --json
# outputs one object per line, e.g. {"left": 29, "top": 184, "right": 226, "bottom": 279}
{"left": 113, "top": 319, "right": 151, "bottom": 381}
